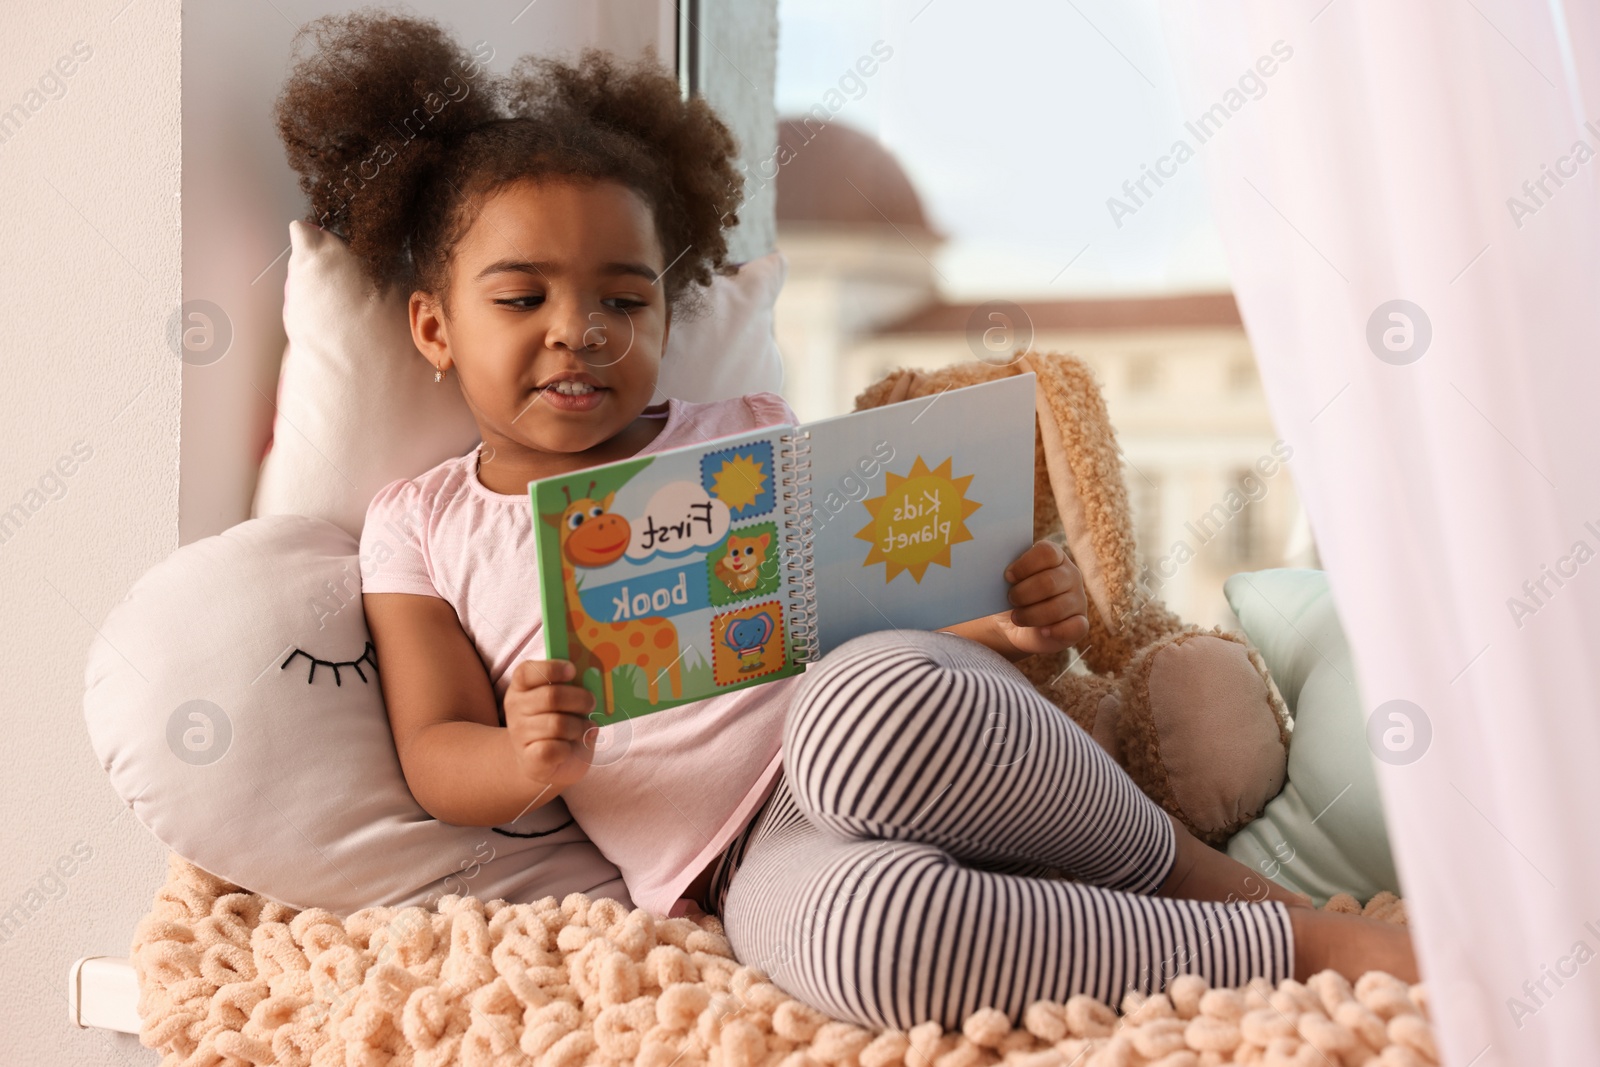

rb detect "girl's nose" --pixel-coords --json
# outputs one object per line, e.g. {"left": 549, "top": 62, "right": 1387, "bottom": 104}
{"left": 544, "top": 296, "right": 597, "bottom": 354}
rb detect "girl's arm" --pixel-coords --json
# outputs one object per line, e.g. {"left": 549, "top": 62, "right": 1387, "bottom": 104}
{"left": 364, "top": 592, "right": 592, "bottom": 826}
{"left": 939, "top": 615, "right": 1032, "bottom": 662}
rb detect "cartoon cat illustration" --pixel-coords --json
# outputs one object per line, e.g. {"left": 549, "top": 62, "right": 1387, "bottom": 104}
{"left": 713, "top": 531, "right": 771, "bottom": 594}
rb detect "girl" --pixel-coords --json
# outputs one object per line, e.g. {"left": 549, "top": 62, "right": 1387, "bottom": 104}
{"left": 277, "top": 12, "right": 1417, "bottom": 1031}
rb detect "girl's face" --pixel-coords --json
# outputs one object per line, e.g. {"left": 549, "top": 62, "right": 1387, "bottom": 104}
{"left": 411, "top": 178, "right": 671, "bottom": 469}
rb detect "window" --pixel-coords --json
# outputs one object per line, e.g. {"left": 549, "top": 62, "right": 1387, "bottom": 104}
{"left": 1230, "top": 468, "right": 1258, "bottom": 562}
{"left": 1131, "top": 471, "right": 1163, "bottom": 570}
{"left": 1127, "top": 354, "right": 1160, "bottom": 394}
{"left": 1227, "top": 356, "right": 1257, "bottom": 393}
{"left": 774, "top": 0, "right": 1302, "bottom": 628}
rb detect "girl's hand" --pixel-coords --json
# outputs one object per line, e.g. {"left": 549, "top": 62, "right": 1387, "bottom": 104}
{"left": 992, "top": 540, "right": 1089, "bottom": 656}
{"left": 504, "top": 659, "right": 598, "bottom": 792}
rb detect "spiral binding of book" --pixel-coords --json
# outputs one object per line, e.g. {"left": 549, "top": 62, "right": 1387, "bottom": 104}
{"left": 779, "top": 428, "right": 820, "bottom": 663}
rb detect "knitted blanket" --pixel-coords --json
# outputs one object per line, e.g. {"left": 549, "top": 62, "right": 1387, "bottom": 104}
{"left": 131, "top": 853, "right": 1436, "bottom": 1067}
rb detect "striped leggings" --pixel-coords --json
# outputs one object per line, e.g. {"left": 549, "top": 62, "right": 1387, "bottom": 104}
{"left": 707, "top": 629, "right": 1293, "bottom": 1030}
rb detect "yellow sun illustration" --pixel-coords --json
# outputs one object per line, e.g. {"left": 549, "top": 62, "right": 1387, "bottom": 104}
{"left": 855, "top": 455, "right": 981, "bottom": 583}
{"left": 710, "top": 451, "right": 767, "bottom": 513}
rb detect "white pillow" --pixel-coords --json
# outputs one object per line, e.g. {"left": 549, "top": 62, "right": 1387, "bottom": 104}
{"left": 83, "top": 514, "right": 632, "bottom": 916}
{"left": 253, "top": 220, "right": 788, "bottom": 539}
{"left": 1223, "top": 569, "right": 1399, "bottom": 905}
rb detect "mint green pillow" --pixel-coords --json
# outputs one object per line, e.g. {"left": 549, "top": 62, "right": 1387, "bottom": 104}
{"left": 1222, "top": 569, "right": 1400, "bottom": 905}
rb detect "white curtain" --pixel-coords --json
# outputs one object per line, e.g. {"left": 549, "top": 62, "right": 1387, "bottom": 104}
{"left": 1158, "top": 2, "right": 1600, "bottom": 1064}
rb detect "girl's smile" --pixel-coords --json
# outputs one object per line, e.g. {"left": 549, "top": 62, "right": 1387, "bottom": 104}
{"left": 535, "top": 372, "right": 608, "bottom": 412}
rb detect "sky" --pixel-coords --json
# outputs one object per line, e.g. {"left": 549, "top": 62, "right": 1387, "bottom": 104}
{"left": 774, "top": 0, "right": 1234, "bottom": 299}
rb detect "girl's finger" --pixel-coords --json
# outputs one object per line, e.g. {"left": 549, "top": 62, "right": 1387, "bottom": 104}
{"left": 1006, "top": 568, "right": 1086, "bottom": 611}
{"left": 1008, "top": 591, "right": 1088, "bottom": 630}
{"left": 514, "top": 710, "right": 592, "bottom": 742}
{"left": 1004, "top": 540, "right": 1068, "bottom": 582}
{"left": 548, "top": 686, "right": 598, "bottom": 715}
{"left": 1048, "top": 614, "right": 1090, "bottom": 644}
{"left": 512, "top": 659, "right": 574, "bottom": 689}
{"left": 512, "top": 684, "right": 595, "bottom": 717}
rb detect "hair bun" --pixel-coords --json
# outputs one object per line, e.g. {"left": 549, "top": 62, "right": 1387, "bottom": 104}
{"left": 275, "top": 12, "right": 501, "bottom": 291}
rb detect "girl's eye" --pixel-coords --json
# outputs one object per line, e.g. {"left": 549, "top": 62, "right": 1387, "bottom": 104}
{"left": 494, "top": 295, "right": 545, "bottom": 310}
{"left": 587, "top": 505, "right": 604, "bottom": 518}
{"left": 603, "top": 297, "right": 647, "bottom": 312}
{"left": 566, "top": 513, "right": 585, "bottom": 529}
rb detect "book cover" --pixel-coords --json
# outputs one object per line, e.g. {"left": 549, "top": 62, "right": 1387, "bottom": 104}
{"left": 530, "top": 373, "right": 1036, "bottom": 724}
{"left": 803, "top": 373, "right": 1037, "bottom": 655}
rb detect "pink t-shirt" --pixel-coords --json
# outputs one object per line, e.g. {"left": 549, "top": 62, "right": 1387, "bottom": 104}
{"left": 360, "top": 392, "right": 801, "bottom": 917}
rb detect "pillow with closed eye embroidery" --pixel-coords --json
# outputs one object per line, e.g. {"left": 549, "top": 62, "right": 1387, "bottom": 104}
{"left": 82, "top": 513, "right": 631, "bottom": 916}
{"left": 251, "top": 219, "right": 788, "bottom": 540}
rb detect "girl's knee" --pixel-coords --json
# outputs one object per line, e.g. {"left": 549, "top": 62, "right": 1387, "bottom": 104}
{"left": 783, "top": 629, "right": 1024, "bottom": 822}
{"left": 785, "top": 629, "right": 956, "bottom": 741}
{"left": 729, "top": 837, "right": 955, "bottom": 1030}
{"left": 783, "top": 632, "right": 950, "bottom": 812}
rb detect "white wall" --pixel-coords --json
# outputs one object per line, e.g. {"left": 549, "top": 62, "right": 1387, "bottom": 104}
{"left": 0, "top": 1, "right": 180, "bottom": 1063}
{"left": 0, "top": 1, "right": 774, "bottom": 1062}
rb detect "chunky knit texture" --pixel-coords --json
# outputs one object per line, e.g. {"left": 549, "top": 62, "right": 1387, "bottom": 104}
{"left": 132, "top": 854, "right": 1434, "bottom": 1067}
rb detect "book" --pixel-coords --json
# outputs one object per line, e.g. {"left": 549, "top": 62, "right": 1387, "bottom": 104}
{"left": 529, "top": 373, "right": 1037, "bottom": 724}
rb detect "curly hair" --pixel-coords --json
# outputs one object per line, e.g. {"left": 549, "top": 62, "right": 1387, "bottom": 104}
{"left": 274, "top": 11, "right": 744, "bottom": 316}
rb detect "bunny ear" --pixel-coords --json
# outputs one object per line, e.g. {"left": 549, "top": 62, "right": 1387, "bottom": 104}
{"left": 1021, "top": 354, "right": 1118, "bottom": 631}
{"left": 1015, "top": 352, "right": 1183, "bottom": 673}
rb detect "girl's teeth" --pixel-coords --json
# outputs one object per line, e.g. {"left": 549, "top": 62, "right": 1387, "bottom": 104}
{"left": 550, "top": 381, "right": 597, "bottom": 395}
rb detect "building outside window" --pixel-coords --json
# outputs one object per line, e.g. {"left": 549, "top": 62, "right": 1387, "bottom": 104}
{"left": 771, "top": 0, "right": 1312, "bottom": 628}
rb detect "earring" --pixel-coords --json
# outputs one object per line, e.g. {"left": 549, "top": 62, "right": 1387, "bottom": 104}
{"left": 434, "top": 365, "right": 443, "bottom": 383}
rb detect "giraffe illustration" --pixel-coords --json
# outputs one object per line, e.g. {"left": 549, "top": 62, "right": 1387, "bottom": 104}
{"left": 542, "top": 481, "right": 684, "bottom": 715}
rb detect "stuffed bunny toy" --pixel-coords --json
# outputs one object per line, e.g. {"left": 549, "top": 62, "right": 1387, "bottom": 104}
{"left": 855, "top": 352, "right": 1290, "bottom": 845}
